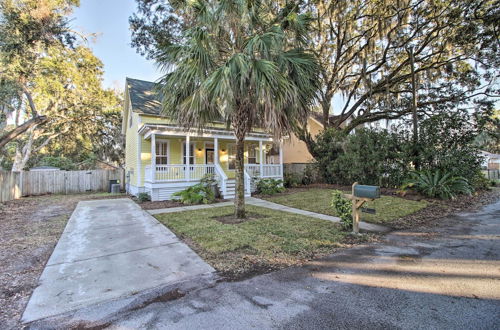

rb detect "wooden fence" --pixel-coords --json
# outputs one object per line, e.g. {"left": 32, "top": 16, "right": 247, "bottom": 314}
{"left": 0, "top": 169, "right": 124, "bottom": 203}
{"left": 0, "top": 171, "right": 22, "bottom": 203}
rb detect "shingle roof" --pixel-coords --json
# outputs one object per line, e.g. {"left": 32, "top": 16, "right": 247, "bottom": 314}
{"left": 126, "top": 77, "right": 162, "bottom": 115}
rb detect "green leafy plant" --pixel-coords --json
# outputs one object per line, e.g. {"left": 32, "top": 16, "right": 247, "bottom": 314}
{"left": 302, "top": 163, "right": 318, "bottom": 185}
{"left": 401, "top": 170, "right": 473, "bottom": 200}
{"left": 173, "top": 183, "right": 215, "bottom": 204}
{"left": 284, "top": 173, "right": 302, "bottom": 188}
{"left": 331, "top": 190, "right": 352, "bottom": 230}
{"left": 200, "top": 173, "right": 217, "bottom": 186}
{"left": 312, "top": 112, "right": 485, "bottom": 189}
{"left": 137, "top": 192, "right": 151, "bottom": 203}
{"left": 468, "top": 171, "right": 491, "bottom": 190}
{"left": 256, "top": 178, "right": 285, "bottom": 195}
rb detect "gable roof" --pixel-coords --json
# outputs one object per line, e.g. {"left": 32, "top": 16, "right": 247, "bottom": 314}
{"left": 126, "top": 77, "right": 162, "bottom": 115}
{"left": 125, "top": 77, "right": 325, "bottom": 129}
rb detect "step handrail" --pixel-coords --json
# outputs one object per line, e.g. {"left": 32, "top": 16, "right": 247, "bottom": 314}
{"left": 214, "top": 163, "right": 228, "bottom": 196}
{"left": 243, "top": 170, "right": 252, "bottom": 196}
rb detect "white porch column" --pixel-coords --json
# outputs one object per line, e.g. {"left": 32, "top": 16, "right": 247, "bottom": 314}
{"left": 259, "top": 140, "right": 263, "bottom": 178}
{"left": 151, "top": 133, "right": 156, "bottom": 182}
{"left": 279, "top": 140, "right": 283, "bottom": 177}
{"left": 185, "top": 135, "right": 190, "bottom": 181}
{"left": 214, "top": 137, "right": 219, "bottom": 164}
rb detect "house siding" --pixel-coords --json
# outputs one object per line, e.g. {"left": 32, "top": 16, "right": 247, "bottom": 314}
{"left": 125, "top": 111, "right": 140, "bottom": 188}
{"left": 126, "top": 113, "right": 269, "bottom": 193}
{"left": 282, "top": 117, "right": 323, "bottom": 164}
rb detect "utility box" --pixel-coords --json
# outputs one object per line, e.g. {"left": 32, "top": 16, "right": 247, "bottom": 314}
{"left": 108, "top": 179, "right": 119, "bottom": 193}
{"left": 110, "top": 183, "right": 121, "bottom": 194}
{"left": 353, "top": 184, "right": 380, "bottom": 199}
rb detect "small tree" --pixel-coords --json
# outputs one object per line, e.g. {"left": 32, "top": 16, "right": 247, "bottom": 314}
{"left": 155, "top": 0, "right": 319, "bottom": 218}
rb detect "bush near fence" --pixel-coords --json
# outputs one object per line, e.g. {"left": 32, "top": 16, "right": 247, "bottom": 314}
{"left": 0, "top": 169, "right": 124, "bottom": 203}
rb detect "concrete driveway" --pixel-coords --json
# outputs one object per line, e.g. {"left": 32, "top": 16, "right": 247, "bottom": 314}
{"left": 107, "top": 199, "right": 500, "bottom": 329}
{"left": 22, "top": 198, "right": 215, "bottom": 324}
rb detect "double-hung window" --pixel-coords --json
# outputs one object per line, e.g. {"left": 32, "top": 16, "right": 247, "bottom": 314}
{"left": 182, "top": 142, "right": 195, "bottom": 165}
{"left": 155, "top": 141, "right": 169, "bottom": 165}
{"left": 247, "top": 145, "right": 257, "bottom": 164}
{"left": 228, "top": 144, "right": 236, "bottom": 170}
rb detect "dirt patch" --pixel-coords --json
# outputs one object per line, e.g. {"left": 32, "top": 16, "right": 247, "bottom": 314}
{"left": 137, "top": 198, "right": 228, "bottom": 210}
{"left": 0, "top": 193, "right": 127, "bottom": 330}
{"left": 389, "top": 188, "right": 500, "bottom": 230}
{"left": 212, "top": 212, "right": 267, "bottom": 224}
{"left": 212, "top": 233, "right": 381, "bottom": 281}
{"left": 130, "top": 289, "right": 186, "bottom": 312}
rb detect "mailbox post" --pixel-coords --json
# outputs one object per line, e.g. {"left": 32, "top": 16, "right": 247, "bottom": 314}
{"left": 344, "top": 182, "right": 380, "bottom": 234}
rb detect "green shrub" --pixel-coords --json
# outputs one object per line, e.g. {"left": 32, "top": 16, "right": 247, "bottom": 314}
{"left": 315, "top": 127, "right": 411, "bottom": 187}
{"left": 331, "top": 190, "right": 352, "bottom": 230}
{"left": 173, "top": 183, "right": 215, "bottom": 204}
{"left": 172, "top": 174, "right": 218, "bottom": 204}
{"left": 200, "top": 173, "right": 217, "bottom": 186}
{"left": 401, "top": 170, "right": 473, "bottom": 200}
{"left": 284, "top": 173, "right": 302, "bottom": 188}
{"left": 313, "top": 112, "right": 484, "bottom": 189}
{"left": 256, "top": 178, "right": 285, "bottom": 195}
{"left": 137, "top": 192, "right": 151, "bottom": 203}
{"left": 469, "top": 170, "right": 491, "bottom": 190}
{"left": 302, "top": 163, "right": 318, "bottom": 185}
{"left": 416, "top": 112, "right": 483, "bottom": 185}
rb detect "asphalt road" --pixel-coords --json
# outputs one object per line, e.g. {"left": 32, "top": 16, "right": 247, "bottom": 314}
{"left": 106, "top": 200, "right": 499, "bottom": 329}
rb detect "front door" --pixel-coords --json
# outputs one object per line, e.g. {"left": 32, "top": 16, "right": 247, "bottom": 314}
{"left": 205, "top": 148, "right": 214, "bottom": 164}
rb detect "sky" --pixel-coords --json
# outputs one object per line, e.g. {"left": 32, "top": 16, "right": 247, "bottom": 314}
{"left": 71, "top": 0, "right": 161, "bottom": 91}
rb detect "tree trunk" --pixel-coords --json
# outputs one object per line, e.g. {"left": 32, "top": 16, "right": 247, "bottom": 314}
{"left": 0, "top": 115, "right": 47, "bottom": 149}
{"left": 11, "top": 129, "right": 35, "bottom": 171}
{"left": 409, "top": 47, "right": 419, "bottom": 170}
{"left": 234, "top": 135, "right": 246, "bottom": 218}
{"left": 321, "top": 98, "right": 331, "bottom": 127}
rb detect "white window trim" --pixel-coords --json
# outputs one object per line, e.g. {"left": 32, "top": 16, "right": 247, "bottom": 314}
{"left": 227, "top": 143, "right": 236, "bottom": 171}
{"left": 247, "top": 144, "right": 257, "bottom": 164}
{"left": 182, "top": 141, "right": 196, "bottom": 165}
{"left": 155, "top": 139, "right": 170, "bottom": 165}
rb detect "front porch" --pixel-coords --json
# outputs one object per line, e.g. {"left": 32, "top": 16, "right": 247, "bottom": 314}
{"left": 139, "top": 124, "right": 283, "bottom": 200}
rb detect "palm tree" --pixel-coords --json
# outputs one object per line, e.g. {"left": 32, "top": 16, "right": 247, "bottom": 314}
{"left": 156, "top": 0, "right": 319, "bottom": 218}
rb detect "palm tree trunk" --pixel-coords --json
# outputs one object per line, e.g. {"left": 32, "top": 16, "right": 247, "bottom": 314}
{"left": 234, "top": 135, "right": 246, "bottom": 218}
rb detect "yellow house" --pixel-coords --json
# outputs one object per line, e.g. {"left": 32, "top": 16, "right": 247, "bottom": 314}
{"left": 280, "top": 115, "right": 324, "bottom": 164}
{"left": 122, "top": 78, "right": 283, "bottom": 201}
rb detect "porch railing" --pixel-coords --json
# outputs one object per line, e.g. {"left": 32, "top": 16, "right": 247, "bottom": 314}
{"left": 147, "top": 164, "right": 216, "bottom": 182}
{"left": 245, "top": 164, "right": 260, "bottom": 177}
{"left": 146, "top": 163, "right": 281, "bottom": 183}
{"left": 262, "top": 164, "right": 281, "bottom": 177}
{"left": 244, "top": 164, "right": 282, "bottom": 178}
{"left": 244, "top": 170, "right": 252, "bottom": 195}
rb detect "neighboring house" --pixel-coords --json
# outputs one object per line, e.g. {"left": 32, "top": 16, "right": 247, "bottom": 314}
{"left": 122, "top": 78, "right": 283, "bottom": 201}
{"left": 279, "top": 115, "right": 324, "bottom": 164}
{"left": 280, "top": 113, "right": 352, "bottom": 164}
{"left": 480, "top": 150, "right": 500, "bottom": 170}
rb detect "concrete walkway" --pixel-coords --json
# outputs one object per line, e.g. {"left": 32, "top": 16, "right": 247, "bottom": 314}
{"left": 148, "top": 197, "right": 389, "bottom": 233}
{"left": 22, "top": 198, "right": 215, "bottom": 323}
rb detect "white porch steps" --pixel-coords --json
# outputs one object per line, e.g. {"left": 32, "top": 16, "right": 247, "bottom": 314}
{"left": 222, "top": 179, "right": 251, "bottom": 200}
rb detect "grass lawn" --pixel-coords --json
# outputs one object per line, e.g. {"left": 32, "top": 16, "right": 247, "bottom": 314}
{"left": 263, "top": 188, "right": 428, "bottom": 225}
{"left": 154, "top": 205, "right": 365, "bottom": 279}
